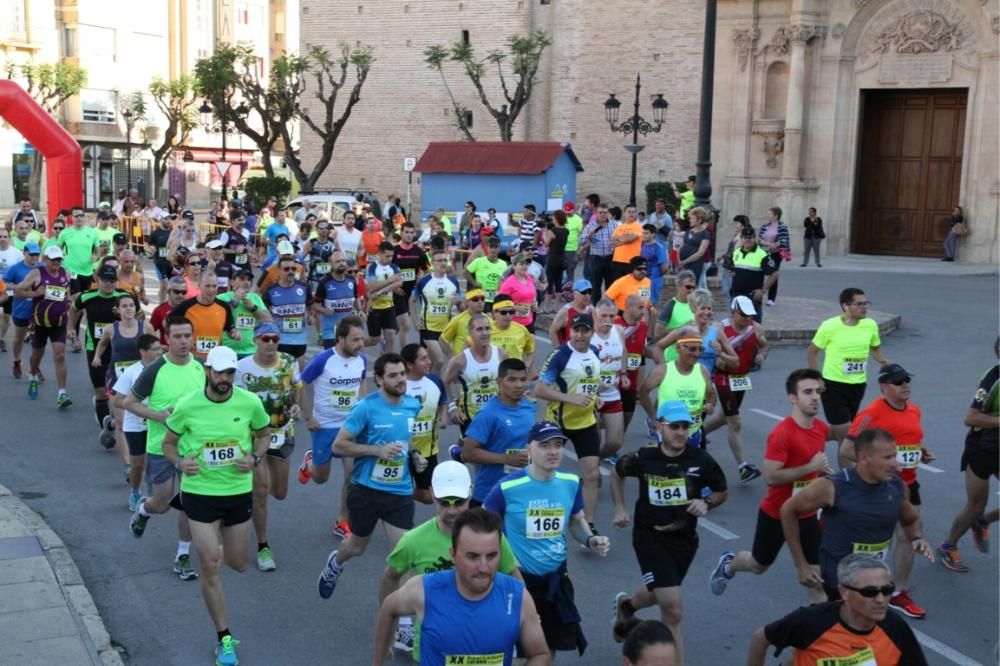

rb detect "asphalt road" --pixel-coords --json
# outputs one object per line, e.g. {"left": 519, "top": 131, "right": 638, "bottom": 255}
{"left": 0, "top": 265, "right": 996, "bottom": 665}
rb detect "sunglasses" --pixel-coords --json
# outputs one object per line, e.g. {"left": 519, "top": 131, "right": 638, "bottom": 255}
{"left": 682, "top": 345, "right": 704, "bottom": 353}
{"left": 495, "top": 309, "right": 515, "bottom": 316}
{"left": 680, "top": 284, "right": 695, "bottom": 290}
{"left": 72, "top": 213, "right": 85, "bottom": 218}
{"left": 53, "top": 225, "right": 65, "bottom": 231}
{"left": 889, "top": 378, "right": 911, "bottom": 386}
{"left": 661, "top": 422, "right": 692, "bottom": 430}
{"left": 577, "top": 289, "right": 592, "bottom": 295}
{"left": 281, "top": 266, "right": 297, "bottom": 272}
{"left": 187, "top": 262, "right": 202, "bottom": 267}
{"left": 842, "top": 583, "right": 895, "bottom": 598}
{"left": 258, "top": 335, "right": 280, "bottom": 343}
{"left": 435, "top": 496, "right": 468, "bottom": 507}
{"left": 634, "top": 267, "right": 648, "bottom": 271}
{"left": 170, "top": 289, "right": 187, "bottom": 296}
{"left": 469, "top": 297, "right": 485, "bottom": 302}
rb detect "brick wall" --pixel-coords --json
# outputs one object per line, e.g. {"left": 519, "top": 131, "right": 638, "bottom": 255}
{"left": 299, "top": 0, "right": 705, "bottom": 214}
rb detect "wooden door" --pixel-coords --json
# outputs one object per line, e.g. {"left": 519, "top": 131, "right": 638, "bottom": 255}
{"left": 852, "top": 89, "right": 966, "bottom": 256}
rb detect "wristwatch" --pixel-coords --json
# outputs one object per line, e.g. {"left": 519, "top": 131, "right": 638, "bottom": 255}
{"left": 252, "top": 454, "right": 262, "bottom": 467}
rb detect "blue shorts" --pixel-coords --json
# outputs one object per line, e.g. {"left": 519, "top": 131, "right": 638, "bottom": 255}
{"left": 650, "top": 276, "right": 664, "bottom": 305}
{"left": 153, "top": 261, "right": 172, "bottom": 281}
{"left": 12, "top": 315, "right": 30, "bottom": 328}
{"left": 311, "top": 427, "right": 341, "bottom": 466}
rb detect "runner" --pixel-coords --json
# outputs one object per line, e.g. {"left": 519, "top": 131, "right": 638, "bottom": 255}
{"left": 217, "top": 269, "right": 270, "bottom": 359}
{"left": 297, "top": 315, "right": 367, "bottom": 539}
{"left": 839, "top": 363, "right": 932, "bottom": 617}
{"left": 437, "top": 288, "right": 486, "bottom": 358}
{"left": 123, "top": 315, "right": 203, "bottom": 582}
{"left": 547, "top": 279, "right": 595, "bottom": 346}
{"left": 592, "top": 298, "right": 630, "bottom": 466}
{"left": 334, "top": 212, "right": 363, "bottom": 264}
{"left": 615, "top": 294, "right": 649, "bottom": 437}
{"left": 70, "top": 265, "right": 138, "bottom": 426}
{"left": 171, "top": 270, "right": 239, "bottom": 360}
{"left": 235, "top": 322, "right": 303, "bottom": 571}
{"left": 651, "top": 269, "right": 696, "bottom": 342}
{"left": 111, "top": 333, "right": 162, "bottom": 511}
{"left": 442, "top": 314, "right": 504, "bottom": 461}
{"left": 489, "top": 294, "right": 535, "bottom": 367}
{"left": 316, "top": 352, "right": 422, "bottom": 599}
{"left": 312, "top": 250, "right": 360, "bottom": 349}
{"left": 410, "top": 249, "right": 460, "bottom": 371}
{"left": 484, "top": 420, "right": 608, "bottom": 658}
{"left": 377, "top": 461, "right": 522, "bottom": 655}
{"left": 365, "top": 241, "right": 403, "bottom": 352}
{"left": 150, "top": 277, "right": 189, "bottom": 345}
{"left": 747, "top": 555, "right": 928, "bottom": 666}
{"left": 461, "top": 358, "right": 535, "bottom": 506}
{"left": 262, "top": 255, "right": 310, "bottom": 362}
{"left": 535, "top": 313, "right": 604, "bottom": 531}
{"left": 256, "top": 240, "right": 305, "bottom": 294}
{"left": 604, "top": 256, "right": 653, "bottom": 315}
{"left": 204, "top": 240, "right": 238, "bottom": 294}
{"left": 4, "top": 243, "right": 40, "bottom": 378}
{"left": 728, "top": 226, "right": 779, "bottom": 321}
{"left": 372, "top": 508, "right": 549, "bottom": 666}
{"left": 709, "top": 368, "right": 833, "bottom": 604}
{"left": 622, "top": 620, "right": 678, "bottom": 666}
{"left": 703, "top": 296, "right": 769, "bottom": 483}
{"left": 464, "top": 236, "right": 507, "bottom": 311}
{"left": 939, "top": 336, "right": 999, "bottom": 573}
{"left": 58, "top": 206, "right": 99, "bottom": 298}
{"left": 218, "top": 212, "right": 252, "bottom": 277}
{"left": 17, "top": 246, "right": 72, "bottom": 406}
{"left": 780, "top": 428, "right": 932, "bottom": 601}
{"left": 401, "top": 342, "right": 449, "bottom": 505}
{"left": 610, "top": 400, "right": 728, "bottom": 663}
{"left": 807, "top": 287, "right": 890, "bottom": 461}
{"left": 144, "top": 213, "right": 175, "bottom": 304}
{"left": 116, "top": 250, "right": 148, "bottom": 307}
{"left": 392, "top": 222, "right": 430, "bottom": 345}
{"left": 162, "top": 345, "right": 271, "bottom": 666}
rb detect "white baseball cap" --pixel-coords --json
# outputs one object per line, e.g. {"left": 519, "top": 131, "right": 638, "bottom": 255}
{"left": 277, "top": 240, "right": 295, "bottom": 256}
{"left": 431, "top": 461, "right": 472, "bottom": 500}
{"left": 731, "top": 295, "right": 757, "bottom": 316}
{"left": 204, "top": 346, "right": 238, "bottom": 372}
{"left": 43, "top": 246, "right": 64, "bottom": 260}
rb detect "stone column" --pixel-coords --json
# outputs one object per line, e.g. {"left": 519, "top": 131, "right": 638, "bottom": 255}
{"left": 781, "top": 25, "right": 825, "bottom": 181}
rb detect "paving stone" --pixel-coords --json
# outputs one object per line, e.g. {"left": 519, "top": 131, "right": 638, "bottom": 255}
{"left": 0, "top": 556, "right": 53, "bottom": 585}
{"left": 0, "top": 606, "right": 79, "bottom": 643}
{"left": 0, "top": 579, "right": 65, "bottom": 614}
{"left": 0, "top": 635, "right": 93, "bottom": 665}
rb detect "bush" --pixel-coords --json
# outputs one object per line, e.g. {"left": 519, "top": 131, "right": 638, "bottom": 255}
{"left": 644, "top": 181, "right": 686, "bottom": 216}
{"left": 244, "top": 176, "right": 291, "bottom": 209}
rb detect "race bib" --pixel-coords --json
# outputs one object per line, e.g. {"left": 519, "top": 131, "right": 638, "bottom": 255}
{"left": 896, "top": 444, "right": 921, "bottom": 469}
{"left": 282, "top": 316, "right": 303, "bottom": 333}
{"left": 330, "top": 389, "right": 356, "bottom": 410}
{"left": 269, "top": 426, "right": 287, "bottom": 450}
{"left": 626, "top": 353, "right": 642, "bottom": 371}
{"left": 600, "top": 369, "right": 616, "bottom": 386}
{"left": 843, "top": 358, "right": 866, "bottom": 375}
{"left": 792, "top": 479, "right": 811, "bottom": 495}
{"left": 195, "top": 336, "right": 219, "bottom": 354}
{"left": 484, "top": 289, "right": 497, "bottom": 301}
{"left": 114, "top": 360, "right": 135, "bottom": 378}
{"left": 93, "top": 322, "right": 110, "bottom": 340}
{"left": 400, "top": 268, "right": 416, "bottom": 282}
{"left": 202, "top": 440, "right": 241, "bottom": 468}
{"left": 234, "top": 253, "right": 248, "bottom": 265}
{"left": 158, "top": 247, "right": 168, "bottom": 258}
{"left": 429, "top": 303, "right": 450, "bottom": 315}
{"left": 579, "top": 378, "right": 600, "bottom": 396}
{"left": 371, "top": 457, "right": 405, "bottom": 483}
{"left": 445, "top": 655, "right": 504, "bottom": 666}
{"left": 470, "top": 388, "right": 496, "bottom": 406}
{"left": 410, "top": 417, "right": 433, "bottom": 436}
{"left": 314, "top": 262, "right": 331, "bottom": 275}
{"left": 647, "top": 476, "right": 688, "bottom": 506}
{"left": 44, "top": 285, "right": 67, "bottom": 302}
{"left": 343, "top": 249, "right": 356, "bottom": 261}
{"left": 729, "top": 374, "right": 752, "bottom": 391}
{"left": 816, "top": 647, "right": 877, "bottom": 666}
{"left": 638, "top": 287, "right": 650, "bottom": 300}
{"left": 526, "top": 507, "right": 565, "bottom": 539}
{"left": 366, "top": 254, "right": 377, "bottom": 264}
{"left": 503, "top": 447, "right": 524, "bottom": 473}
{"left": 236, "top": 314, "right": 256, "bottom": 329}
{"left": 852, "top": 539, "right": 891, "bottom": 561}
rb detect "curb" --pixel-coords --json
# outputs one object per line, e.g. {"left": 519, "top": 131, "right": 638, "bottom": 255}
{"left": 0, "top": 483, "right": 123, "bottom": 666}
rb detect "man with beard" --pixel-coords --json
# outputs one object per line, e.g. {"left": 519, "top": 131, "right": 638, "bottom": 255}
{"left": 313, "top": 250, "right": 363, "bottom": 349}
{"left": 392, "top": 222, "right": 430, "bottom": 344}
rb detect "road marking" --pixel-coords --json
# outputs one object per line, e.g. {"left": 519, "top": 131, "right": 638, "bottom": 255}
{"left": 534, "top": 333, "right": 553, "bottom": 348}
{"left": 911, "top": 628, "right": 984, "bottom": 666}
{"left": 699, "top": 518, "right": 739, "bottom": 540}
{"left": 750, "top": 408, "right": 783, "bottom": 421}
{"left": 917, "top": 463, "right": 944, "bottom": 473}
{"left": 561, "top": 447, "right": 610, "bottom": 477}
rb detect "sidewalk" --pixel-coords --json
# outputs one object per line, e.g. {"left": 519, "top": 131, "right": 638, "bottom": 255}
{"left": 0, "top": 483, "right": 122, "bottom": 666}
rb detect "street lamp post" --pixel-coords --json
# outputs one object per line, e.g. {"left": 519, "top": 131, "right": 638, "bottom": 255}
{"left": 693, "top": 0, "right": 718, "bottom": 211}
{"left": 122, "top": 107, "right": 135, "bottom": 193}
{"left": 199, "top": 99, "right": 233, "bottom": 200}
{"left": 604, "top": 74, "right": 668, "bottom": 207}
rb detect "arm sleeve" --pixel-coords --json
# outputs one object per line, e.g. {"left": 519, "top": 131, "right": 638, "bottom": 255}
{"left": 301, "top": 349, "right": 333, "bottom": 384}
{"left": 869, "top": 320, "right": 881, "bottom": 348}
{"left": 703, "top": 454, "right": 728, "bottom": 492}
{"left": 447, "top": 275, "right": 462, "bottom": 296}
{"left": 130, "top": 360, "right": 161, "bottom": 400}
{"left": 464, "top": 409, "right": 494, "bottom": 446}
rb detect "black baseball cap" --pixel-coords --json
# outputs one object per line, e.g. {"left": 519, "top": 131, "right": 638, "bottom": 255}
{"left": 571, "top": 313, "right": 594, "bottom": 330}
{"left": 113, "top": 233, "right": 127, "bottom": 245}
{"left": 878, "top": 364, "right": 913, "bottom": 384}
{"left": 740, "top": 226, "right": 756, "bottom": 238}
{"left": 181, "top": 209, "right": 195, "bottom": 220}
{"left": 97, "top": 265, "right": 118, "bottom": 282}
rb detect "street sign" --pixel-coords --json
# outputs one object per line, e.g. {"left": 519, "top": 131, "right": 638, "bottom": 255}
{"left": 403, "top": 157, "right": 416, "bottom": 172}
{"left": 215, "top": 161, "right": 232, "bottom": 178}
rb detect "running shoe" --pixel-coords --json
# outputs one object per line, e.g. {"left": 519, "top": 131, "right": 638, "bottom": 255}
{"left": 71, "top": 337, "right": 81, "bottom": 353}
{"left": 332, "top": 520, "right": 352, "bottom": 539}
{"left": 57, "top": 393, "right": 72, "bottom": 409}
{"left": 889, "top": 590, "right": 926, "bottom": 619}
{"left": 393, "top": 624, "right": 415, "bottom": 652}
{"left": 971, "top": 517, "right": 990, "bottom": 554}
{"left": 174, "top": 554, "right": 198, "bottom": 580}
{"left": 297, "top": 450, "right": 313, "bottom": 485}
{"left": 215, "top": 635, "right": 239, "bottom": 666}
{"left": 12, "top": 359, "right": 21, "bottom": 379}
{"left": 645, "top": 417, "right": 660, "bottom": 442}
{"left": 36, "top": 369, "right": 44, "bottom": 382}
{"left": 709, "top": 551, "right": 735, "bottom": 596}
{"left": 738, "top": 463, "right": 762, "bottom": 484}
{"left": 99, "top": 415, "right": 116, "bottom": 449}
{"left": 318, "top": 549, "right": 342, "bottom": 599}
{"left": 128, "top": 490, "right": 141, "bottom": 513}
{"left": 27, "top": 378, "right": 39, "bottom": 400}
{"left": 603, "top": 454, "right": 622, "bottom": 466}
{"left": 612, "top": 592, "right": 634, "bottom": 643}
{"left": 936, "top": 543, "right": 968, "bottom": 573}
{"left": 449, "top": 444, "right": 464, "bottom": 463}
{"left": 129, "top": 508, "right": 148, "bottom": 538}
{"left": 257, "top": 546, "right": 276, "bottom": 572}
{"left": 767, "top": 299, "right": 775, "bottom": 306}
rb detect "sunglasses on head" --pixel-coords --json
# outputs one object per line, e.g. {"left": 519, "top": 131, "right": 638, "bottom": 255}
{"left": 258, "top": 335, "right": 280, "bottom": 343}
{"left": 842, "top": 583, "right": 895, "bottom": 598}
{"left": 435, "top": 496, "right": 468, "bottom": 507}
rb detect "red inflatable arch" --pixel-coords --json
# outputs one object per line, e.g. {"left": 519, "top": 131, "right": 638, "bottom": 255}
{"left": 0, "top": 80, "right": 82, "bottom": 231}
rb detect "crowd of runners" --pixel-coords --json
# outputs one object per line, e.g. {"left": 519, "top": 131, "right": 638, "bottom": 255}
{"left": 0, "top": 195, "right": 996, "bottom": 666}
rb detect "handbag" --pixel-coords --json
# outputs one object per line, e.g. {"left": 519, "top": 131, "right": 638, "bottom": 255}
{"left": 779, "top": 248, "right": 792, "bottom": 262}
{"left": 952, "top": 222, "right": 968, "bottom": 236}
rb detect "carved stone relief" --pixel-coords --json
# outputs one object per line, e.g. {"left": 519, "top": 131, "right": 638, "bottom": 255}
{"left": 832, "top": 23, "right": 847, "bottom": 39}
{"left": 732, "top": 28, "right": 760, "bottom": 71}
{"left": 859, "top": 0, "right": 977, "bottom": 64}
{"left": 761, "top": 133, "right": 785, "bottom": 169}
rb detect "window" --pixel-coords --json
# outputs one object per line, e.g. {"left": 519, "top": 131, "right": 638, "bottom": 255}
{"left": 63, "top": 27, "right": 78, "bottom": 57}
{"left": 81, "top": 89, "right": 117, "bottom": 124}
{"left": 78, "top": 25, "right": 117, "bottom": 62}
{"left": 9, "top": 0, "right": 27, "bottom": 39}
{"left": 462, "top": 30, "right": 470, "bottom": 44}
{"left": 463, "top": 110, "right": 473, "bottom": 128}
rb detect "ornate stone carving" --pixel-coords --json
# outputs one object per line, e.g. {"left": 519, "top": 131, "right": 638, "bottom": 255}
{"left": 873, "top": 10, "right": 963, "bottom": 54}
{"left": 993, "top": 16, "right": 999, "bottom": 35}
{"left": 788, "top": 24, "right": 828, "bottom": 44}
{"left": 832, "top": 23, "right": 846, "bottom": 39}
{"left": 732, "top": 28, "right": 760, "bottom": 71}
{"left": 761, "top": 133, "right": 784, "bottom": 169}
{"left": 766, "top": 27, "right": 790, "bottom": 56}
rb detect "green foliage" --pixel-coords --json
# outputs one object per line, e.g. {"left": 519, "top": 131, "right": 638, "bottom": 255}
{"left": 244, "top": 176, "right": 291, "bottom": 209}
{"left": 147, "top": 75, "right": 199, "bottom": 197}
{"left": 645, "top": 181, "right": 685, "bottom": 215}
{"left": 2, "top": 60, "right": 87, "bottom": 113}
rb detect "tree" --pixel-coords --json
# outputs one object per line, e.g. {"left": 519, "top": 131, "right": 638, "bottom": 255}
{"left": 1, "top": 60, "right": 87, "bottom": 203}
{"left": 274, "top": 43, "right": 374, "bottom": 193}
{"left": 146, "top": 76, "right": 198, "bottom": 200}
{"left": 424, "top": 29, "right": 552, "bottom": 141}
{"left": 193, "top": 43, "right": 282, "bottom": 178}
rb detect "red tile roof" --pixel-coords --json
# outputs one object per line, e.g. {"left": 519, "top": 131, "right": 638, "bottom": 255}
{"left": 414, "top": 142, "right": 583, "bottom": 175}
